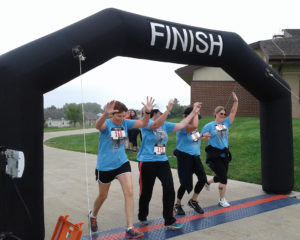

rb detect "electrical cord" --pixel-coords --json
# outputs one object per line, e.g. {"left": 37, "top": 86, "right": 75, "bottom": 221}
{"left": 0, "top": 232, "right": 22, "bottom": 240}
{"left": 11, "top": 178, "right": 33, "bottom": 225}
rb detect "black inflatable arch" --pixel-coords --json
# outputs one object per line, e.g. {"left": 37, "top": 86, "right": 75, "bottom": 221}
{"left": 0, "top": 8, "right": 294, "bottom": 239}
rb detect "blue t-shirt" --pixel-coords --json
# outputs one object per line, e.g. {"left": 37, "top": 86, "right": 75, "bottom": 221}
{"left": 97, "top": 118, "right": 135, "bottom": 171}
{"left": 176, "top": 127, "right": 201, "bottom": 156}
{"left": 201, "top": 117, "right": 231, "bottom": 149}
{"left": 137, "top": 119, "right": 176, "bottom": 162}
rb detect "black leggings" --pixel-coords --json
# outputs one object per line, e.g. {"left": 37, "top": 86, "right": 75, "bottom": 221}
{"left": 177, "top": 181, "right": 204, "bottom": 200}
{"left": 176, "top": 151, "right": 207, "bottom": 200}
{"left": 207, "top": 157, "right": 229, "bottom": 184}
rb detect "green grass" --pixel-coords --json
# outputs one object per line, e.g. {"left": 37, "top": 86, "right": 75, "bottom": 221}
{"left": 44, "top": 117, "right": 300, "bottom": 191}
{"left": 45, "top": 131, "right": 100, "bottom": 153}
{"left": 44, "top": 125, "right": 94, "bottom": 132}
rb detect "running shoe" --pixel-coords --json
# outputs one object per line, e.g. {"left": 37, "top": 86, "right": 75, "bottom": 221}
{"left": 219, "top": 198, "right": 231, "bottom": 208}
{"left": 165, "top": 221, "right": 183, "bottom": 230}
{"left": 125, "top": 227, "right": 144, "bottom": 239}
{"left": 139, "top": 220, "right": 150, "bottom": 226}
{"left": 88, "top": 211, "right": 98, "bottom": 232}
{"left": 188, "top": 199, "right": 204, "bottom": 214}
{"left": 174, "top": 204, "right": 185, "bottom": 215}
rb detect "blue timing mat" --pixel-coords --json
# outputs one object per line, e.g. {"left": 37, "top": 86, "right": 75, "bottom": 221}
{"left": 81, "top": 194, "right": 300, "bottom": 240}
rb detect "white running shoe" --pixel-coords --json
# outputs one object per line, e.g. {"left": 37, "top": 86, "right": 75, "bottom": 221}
{"left": 219, "top": 198, "right": 231, "bottom": 208}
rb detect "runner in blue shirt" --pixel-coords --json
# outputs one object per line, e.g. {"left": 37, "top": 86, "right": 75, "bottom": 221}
{"left": 89, "top": 97, "right": 154, "bottom": 240}
{"left": 201, "top": 92, "right": 238, "bottom": 208}
{"left": 137, "top": 100, "right": 202, "bottom": 230}
{"left": 173, "top": 105, "right": 211, "bottom": 216}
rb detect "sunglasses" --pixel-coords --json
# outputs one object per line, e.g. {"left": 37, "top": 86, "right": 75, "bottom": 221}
{"left": 219, "top": 112, "right": 227, "bottom": 116}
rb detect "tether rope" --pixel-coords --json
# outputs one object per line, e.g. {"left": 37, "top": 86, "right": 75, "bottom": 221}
{"left": 73, "top": 46, "right": 92, "bottom": 238}
{"left": 225, "top": 37, "right": 299, "bottom": 111}
{"left": 270, "top": 37, "right": 300, "bottom": 101}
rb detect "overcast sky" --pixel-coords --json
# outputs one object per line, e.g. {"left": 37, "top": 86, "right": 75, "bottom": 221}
{"left": 1, "top": 0, "right": 299, "bottom": 109}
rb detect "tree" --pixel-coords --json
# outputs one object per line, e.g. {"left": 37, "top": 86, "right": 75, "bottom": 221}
{"left": 83, "top": 102, "right": 103, "bottom": 114}
{"left": 168, "top": 98, "right": 186, "bottom": 118}
{"left": 63, "top": 103, "right": 82, "bottom": 126}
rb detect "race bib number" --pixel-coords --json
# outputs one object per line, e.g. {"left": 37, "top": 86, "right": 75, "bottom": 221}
{"left": 111, "top": 127, "right": 126, "bottom": 140}
{"left": 215, "top": 124, "right": 227, "bottom": 132}
{"left": 191, "top": 130, "right": 201, "bottom": 142}
{"left": 154, "top": 144, "right": 166, "bottom": 155}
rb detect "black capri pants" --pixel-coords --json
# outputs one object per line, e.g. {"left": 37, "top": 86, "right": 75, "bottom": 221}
{"left": 175, "top": 149, "right": 207, "bottom": 198}
{"left": 207, "top": 157, "right": 229, "bottom": 184}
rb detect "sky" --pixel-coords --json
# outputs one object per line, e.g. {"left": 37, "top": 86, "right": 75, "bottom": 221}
{"left": 1, "top": 0, "right": 299, "bottom": 110}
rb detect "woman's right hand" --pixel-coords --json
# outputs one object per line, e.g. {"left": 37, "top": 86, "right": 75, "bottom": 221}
{"left": 167, "top": 99, "right": 174, "bottom": 113}
{"left": 193, "top": 102, "right": 202, "bottom": 114}
{"left": 105, "top": 100, "right": 118, "bottom": 115}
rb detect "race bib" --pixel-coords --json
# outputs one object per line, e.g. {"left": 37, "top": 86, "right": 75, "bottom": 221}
{"left": 215, "top": 124, "right": 228, "bottom": 139}
{"left": 215, "top": 124, "right": 227, "bottom": 132}
{"left": 154, "top": 144, "right": 166, "bottom": 155}
{"left": 111, "top": 127, "right": 126, "bottom": 140}
{"left": 191, "top": 130, "right": 201, "bottom": 142}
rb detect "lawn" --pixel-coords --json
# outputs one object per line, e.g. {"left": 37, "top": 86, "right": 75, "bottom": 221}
{"left": 44, "top": 117, "right": 300, "bottom": 191}
{"left": 44, "top": 125, "right": 94, "bottom": 132}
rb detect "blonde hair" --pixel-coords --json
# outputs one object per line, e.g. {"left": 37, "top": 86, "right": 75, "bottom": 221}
{"left": 214, "top": 106, "right": 225, "bottom": 118}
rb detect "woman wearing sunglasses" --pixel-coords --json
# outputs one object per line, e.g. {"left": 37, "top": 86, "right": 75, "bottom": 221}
{"left": 201, "top": 92, "right": 238, "bottom": 208}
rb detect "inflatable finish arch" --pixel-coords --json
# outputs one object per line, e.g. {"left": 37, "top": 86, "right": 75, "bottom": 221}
{"left": 0, "top": 8, "right": 294, "bottom": 239}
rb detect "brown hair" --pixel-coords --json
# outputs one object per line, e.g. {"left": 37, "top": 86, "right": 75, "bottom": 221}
{"left": 214, "top": 106, "right": 225, "bottom": 117}
{"left": 113, "top": 101, "right": 128, "bottom": 113}
{"left": 184, "top": 106, "right": 202, "bottom": 119}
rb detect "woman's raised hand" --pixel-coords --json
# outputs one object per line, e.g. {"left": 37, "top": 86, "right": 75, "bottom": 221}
{"left": 232, "top": 92, "right": 238, "bottom": 102}
{"left": 142, "top": 96, "right": 155, "bottom": 113}
{"left": 105, "top": 100, "right": 118, "bottom": 115}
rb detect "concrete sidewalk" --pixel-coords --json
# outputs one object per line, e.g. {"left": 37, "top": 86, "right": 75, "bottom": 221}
{"left": 44, "top": 130, "right": 300, "bottom": 240}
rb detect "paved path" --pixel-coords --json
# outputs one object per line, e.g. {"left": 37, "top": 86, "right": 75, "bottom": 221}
{"left": 44, "top": 129, "right": 300, "bottom": 240}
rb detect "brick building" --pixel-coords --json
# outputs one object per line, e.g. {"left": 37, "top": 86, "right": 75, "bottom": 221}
{"left": 175, "top": 29, "right": 300, "bottom": 118}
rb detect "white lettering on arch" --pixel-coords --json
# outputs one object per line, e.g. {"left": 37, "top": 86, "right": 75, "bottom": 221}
{"left": 171, "top": 27, "right": 188, "bottom": 51}
{"left": 195, "top": 32, "right": 209, "bottom": 53}
{"left": 209, "top": 34, "right": 223, "bottom": 56}
{"left": 150, "top": 21, "right": 223, "bottom": 57}
{"left": 150, "top": 22, "right": 165, "bottom": 46}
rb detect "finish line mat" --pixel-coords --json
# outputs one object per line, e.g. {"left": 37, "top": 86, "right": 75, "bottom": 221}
{"left": 81, "top": 194, "right": 300, "bottom": 240}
